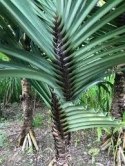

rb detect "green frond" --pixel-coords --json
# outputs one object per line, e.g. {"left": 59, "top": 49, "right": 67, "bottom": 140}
{"left": 71, "top": 0, "right": 124, "bottom": 44}
{"left": 0, "top": 46, "right": 54, "bottom": 75}
{"left": 0, "top": 68, "right": 62, "bottom": 98}
{"left": 30, "top": 80, "right": 51, "bottom": 107}
{"left": 59, "top": 102, "right": 123, "bottom": 132}
{"left": 1, "top": 0, "right": 125, "bottom": 133}
{"left": 0, "top": 0, "right": 54, "bottom": 59}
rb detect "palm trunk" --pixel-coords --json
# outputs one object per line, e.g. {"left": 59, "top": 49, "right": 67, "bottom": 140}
{"left": 18, "top": 78, "right": 38, "bottom": 150}
{"left": 101, "top": 72, "right": 125, "bottom": 165}
{"left": 18, "top": 35, "right": 38, "bottom": 150}
{"left": 111, "top": 72, "right": 125, "bottom": 165}
{"left": 111, "top": 72, "right": 125, "bottom": 119}
{"left": 18, "top": 78, "right": 33, "bottom": 145}
{"left": 50, "top": 92, "right": 70, "bottom": 166}
{"left": 52, "top": 125, "right": 69, "bottom": 166}
{"left": 50, "top": 16, "right": 74, "bottom": 165}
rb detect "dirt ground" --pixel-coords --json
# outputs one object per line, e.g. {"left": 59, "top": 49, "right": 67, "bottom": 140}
{"left": 0, "top": 103, "right": 114, "bottom": 166}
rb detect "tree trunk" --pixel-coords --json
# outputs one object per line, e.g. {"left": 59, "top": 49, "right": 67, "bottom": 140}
{"left": 101, "top": 72, "right": 125, "bottom": 165}
{"left": 111, "top": 72, "right": 125, "bottom": 119}
{"left": 18, "top": 79, "right": 34, "bottom": 146}
{"left": 18, "top": 34, "right": 38, "bottom": 150}
{"left": 50, "top": 92, "right": 70, "bottom": 166}
{"left": 52, "top": 125, "right": 69, "bottom": 166}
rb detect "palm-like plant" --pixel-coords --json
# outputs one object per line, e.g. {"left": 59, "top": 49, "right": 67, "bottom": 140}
{"left": 1, "top": 1, "right": 125, "bottom": 165}
{"left": 0, "top": 12, "right": 39, "bottom": 150}
{"left": 18, "top": 34, "right": 39, "bottom": 151}
{"left": 101, "top": 70, "right": 125, "bottom": 165}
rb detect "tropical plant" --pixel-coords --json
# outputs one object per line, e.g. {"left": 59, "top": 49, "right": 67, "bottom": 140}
{"left": 80, "top": 78, "right": 113, "bottom": 112}
{"left": 100, "top": 70, "right": 125, "bottom": 166}
{"left": 0, "top": 14, "right": 38, "bottom": 150}
{"left": 18, "top": 78, "right": 39, "bottom": 151}
{"left": 1, "top": 1, "right": 125, "bottom": 165}
{"left": 0, "top": 53, "right": 21, "bottom": 104}
{"left": 0, "top": 77, "right": 21, "bottom": 104}
{"left": 18, "top": 34, "right": 39, "bottom": 151}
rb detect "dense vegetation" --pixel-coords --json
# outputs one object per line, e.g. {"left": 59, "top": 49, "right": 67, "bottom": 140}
{"left": 0, "top": 0, "right": 125, "bottom": 165}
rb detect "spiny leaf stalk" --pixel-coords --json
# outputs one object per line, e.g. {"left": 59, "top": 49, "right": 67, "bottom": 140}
{"left": 51, "top": 92, "right": 70, "bottom": 165}
{"left": 53, "top": 16, "right": 75, "bottom": 101}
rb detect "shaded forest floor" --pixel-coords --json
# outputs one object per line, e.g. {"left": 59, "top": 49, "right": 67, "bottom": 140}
{"left": 0, "top": 103, "right": 114, "bottom": 166}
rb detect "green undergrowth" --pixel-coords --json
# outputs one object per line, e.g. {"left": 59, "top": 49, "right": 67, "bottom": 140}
{"left": 32, "top": 113, "right": 43, "bottom": 128}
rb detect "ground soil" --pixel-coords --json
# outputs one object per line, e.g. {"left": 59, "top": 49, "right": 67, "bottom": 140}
{"left": 0, "top": 103, "right": 114, "bottom": 166}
